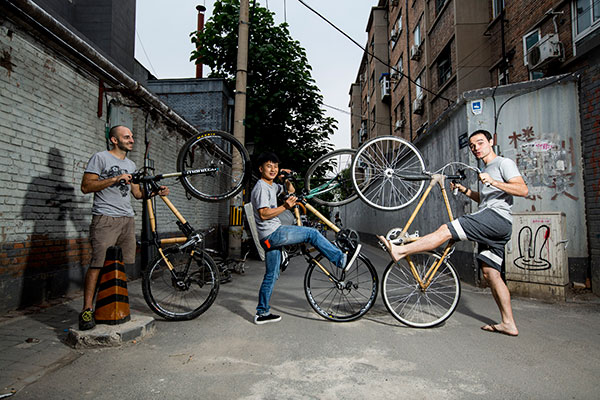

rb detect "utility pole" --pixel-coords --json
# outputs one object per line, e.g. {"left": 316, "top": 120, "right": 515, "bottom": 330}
{"left": 228, "top": 0, "right": 250, "bottom": 258}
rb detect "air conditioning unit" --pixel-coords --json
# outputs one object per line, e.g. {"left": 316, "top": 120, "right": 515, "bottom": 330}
{"left": 394, "top": 119, "right": 405, "bottom": 130}
{"left": 410, "top": 44, "right": 422, "bottom": 61}
{"left": 526, "top": 34, "right": 562, "bottom": 70}
{"left": 412, "top": 98, "right": 423, "bottom": 115}
{"left": 366, "top": 95, "right": 370, "bottom": 104}
{"left": 390, "top": 28, "right": 399, "bottom": 41}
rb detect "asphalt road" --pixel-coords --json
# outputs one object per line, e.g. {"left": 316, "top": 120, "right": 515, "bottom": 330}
{"left": 16, "top": 244, "right": 600, "bottom": 399}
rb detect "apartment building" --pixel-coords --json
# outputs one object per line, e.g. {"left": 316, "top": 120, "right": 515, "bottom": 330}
{"left": 350, "top": 0, "right": 490, "bottom": 145}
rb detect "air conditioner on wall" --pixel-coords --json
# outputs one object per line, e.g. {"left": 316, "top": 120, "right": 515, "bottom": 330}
{"left": 410, "top": 44, "right": 422, "bottom": 61}
{"left": 394, "top": 119, "right": 405, "bottom": 130}
{"left": 412, "top": 98, "right": 423, "bottom": 115}
{"left": 390, "top": 28, "right": 399, "bottom": 41}
{"left": 526, "top": 34, "right": 562, "bottom": 70}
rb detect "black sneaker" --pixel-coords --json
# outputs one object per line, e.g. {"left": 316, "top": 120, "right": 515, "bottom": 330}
{"left": 254, "top": 313, "right": 282, "bottom": 325}
{"left": 78, "top": 309, "right": 96, "bottom": 331}
{"left": 343, "top": 244, "right": 362, "bottom": 272}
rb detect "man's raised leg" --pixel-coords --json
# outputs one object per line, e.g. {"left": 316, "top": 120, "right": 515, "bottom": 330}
{"left": 379, "top": 224, "right": 453, "bottom": 262}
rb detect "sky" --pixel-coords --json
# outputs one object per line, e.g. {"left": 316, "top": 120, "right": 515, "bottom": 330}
{"left": 135, "top": 0, "right": 376, "bottom": 149}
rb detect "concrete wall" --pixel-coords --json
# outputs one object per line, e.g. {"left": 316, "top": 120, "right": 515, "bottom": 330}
{"left": 464, "top": 77, "right": 587, "bottom": 281}
{"left": 0, "top": 16, "right": 228, "bottom": 312}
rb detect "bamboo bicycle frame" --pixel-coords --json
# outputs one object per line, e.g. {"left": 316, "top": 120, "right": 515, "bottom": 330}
{"left": 398, "top": 174, "right": 456, "bottom": 290}
{"left": 145, "top": 194, "right": 194, "bottom": 272}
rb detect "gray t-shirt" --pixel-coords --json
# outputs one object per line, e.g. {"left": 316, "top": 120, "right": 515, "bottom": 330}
{"left": 478, "top": 156, "right": 522, "bottom": 222}
{"left": 85, "top": 151, "right": 137, "bottom": 217}
{"left": 251, "top": 179, "right": 283, "bottom": 239}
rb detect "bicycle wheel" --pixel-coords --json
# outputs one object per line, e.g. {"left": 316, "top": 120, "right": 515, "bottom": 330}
{"left": 305, "top": 149, "right": 358, "bottom": 206}
{"left": 142, "top": 247, "right": 220, "bottom": 321}
{"left": 177, "top": 130, "right": 250, "bottom": 202}
{"left": 382, "top": 252, "right": 460, "bottom": 328}
{"left": 351, "top": 136, "right": 426, "bottom": 211}
{"left": 304, "top": 253, "right": 378, "bottom": 322}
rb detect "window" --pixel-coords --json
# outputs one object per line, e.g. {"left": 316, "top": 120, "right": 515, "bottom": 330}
{"left": 371, "top": 106, "right": 376, "bottom": 129}
{"left": 492, "top": 0, "right": 504, "bottom": 19}
{"left": 437, "top": 45, "right": 452, "bottom": 87}
{"left": 574, "top": 0, "right": 600, "bottom": 39}
{"left": 414, "top": 21, "right": 421, "bottom": 47}
{"left": 415, "top": 75, "right": 423, "bottom": 99}
{"left": 436, "top": 0, "right": 447, "bottom": 14}
{"left": 399, "top": 98, "right": 405, "bottom": 121}
{"left": 498, "top": 68, "right": 508, "bottom": 85}
{"left": 397, "top": 10, "right": 403, "bottom": 32}
{"left": 522, "top": 29, "right": 541, "bottom": 66}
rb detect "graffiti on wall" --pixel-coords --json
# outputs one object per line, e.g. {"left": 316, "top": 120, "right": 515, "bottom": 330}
{"left": 508, "top": 126, "right": 578, "bottom": 201}
{"left": 513, "top": 223, "right": 551, "bottom": 271}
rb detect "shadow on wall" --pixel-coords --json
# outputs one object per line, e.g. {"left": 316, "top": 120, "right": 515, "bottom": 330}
{"left": 19, "top": 148, "right": 89, "bottom": 308}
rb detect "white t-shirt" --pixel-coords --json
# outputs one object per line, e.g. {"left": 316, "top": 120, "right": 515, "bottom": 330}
{"left": 478, "top": 156, "right": 522, "bottom": 221}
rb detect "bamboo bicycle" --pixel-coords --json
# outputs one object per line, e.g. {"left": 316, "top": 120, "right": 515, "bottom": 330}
{"left": 351, "top": 136, "right": 475, "bottom": 328}
{"left": 137, "top": 130, "right": 250, "bottom": 321}
{"left": 277, "top": 149, "right": 379, "bottom": 322}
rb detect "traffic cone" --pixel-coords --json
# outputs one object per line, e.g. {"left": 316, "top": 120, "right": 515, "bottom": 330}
{"left": 94, "top": 246, "right": 131, "bottom": 325}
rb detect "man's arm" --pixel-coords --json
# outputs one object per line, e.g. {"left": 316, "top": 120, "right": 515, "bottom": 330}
{"left": 81, "top": 172, "right": 130, "bottom": 194}
{"left": 450, "top": 182, "right": 480, "bottom": 203}
{"left": 479, "top": 173, "right": 528, "bottom": 197}
{"left": 257, "top": 195, "right": 297, "bottom": 221}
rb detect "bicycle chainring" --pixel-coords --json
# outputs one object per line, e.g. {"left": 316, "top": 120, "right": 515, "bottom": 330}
{"left": 335, "top": 228, "right": 360, "bottom": 253}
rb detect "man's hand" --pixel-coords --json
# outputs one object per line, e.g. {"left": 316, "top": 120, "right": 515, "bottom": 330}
{"left": 157, "top": 186, "right": 170, "bottom": 196}
{"left": 283, "top": 195, "right": 297, "bottom": 209}
{"left": 116, "top": 173, "right": 133, "bottom": 185}
{"left": 478, "top": 172, "right": 494, "bottom": 186}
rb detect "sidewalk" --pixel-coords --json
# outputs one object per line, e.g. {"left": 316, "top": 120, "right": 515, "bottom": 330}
{"left": 1, "top": 245, "right": 598, "bottom": 397}
{"left": 0, "top": 278, "right": 156, "bottom": 396}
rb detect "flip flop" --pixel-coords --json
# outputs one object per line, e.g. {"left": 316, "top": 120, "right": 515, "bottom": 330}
{"left": 376, "top": 235, "right": 403, "bottom": 263}
{"left": 481, "top": 324, "right": 518, "bottom": 337}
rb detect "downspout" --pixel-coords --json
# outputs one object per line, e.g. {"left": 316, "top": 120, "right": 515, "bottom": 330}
{"left": 405, "top": 0, "right": 413, "bottom": 141}
{"left": 6, "top": 0, "right": 200, "bottom": 137}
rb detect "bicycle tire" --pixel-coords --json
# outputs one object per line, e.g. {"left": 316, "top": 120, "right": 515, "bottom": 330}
{"left": 304, "top": 253, "right": 378, "bottom": 322}
{"left": 142, "top": 247, "right": 220, "bottom": 321}
{"left": 382, "top": 252, "right": 460, "bottom": 328}
{"left": 177, "top": 130, "right": 250, "bottom": 202}
{"left": 305, "top": 149, "right": 358, "bottom": 207}
{"left": 351, "top": 136, "right": 426, "bottom": 211}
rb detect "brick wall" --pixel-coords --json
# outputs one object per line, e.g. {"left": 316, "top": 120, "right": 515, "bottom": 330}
{"left": 578, "top": 54, "right": 600, "bottom": 293}
{"left": 0, "top": 17, "right": 229, "bottom": 312}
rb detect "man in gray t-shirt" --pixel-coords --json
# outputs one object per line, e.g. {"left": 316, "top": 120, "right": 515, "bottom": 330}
{"left": 378, "top": 130, "right": 528, "bottom": 337}
{"left": 78, "top": 125, "right": 168, "bottom": 330}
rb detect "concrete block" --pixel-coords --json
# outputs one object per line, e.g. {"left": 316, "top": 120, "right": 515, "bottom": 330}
{"left": 66, "top": 314, "right": 154, "bottom": 349}
{"left": 507, "top": 280, "right": 567, "bottom": 302}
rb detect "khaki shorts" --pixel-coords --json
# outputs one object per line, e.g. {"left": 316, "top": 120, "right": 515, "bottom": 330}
{"left": 89, "top": 215, "right": 136, "bottom": 268}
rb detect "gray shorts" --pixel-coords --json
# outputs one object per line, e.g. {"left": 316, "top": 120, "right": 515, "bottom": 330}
{"left": 89, "top": 215, "right": 136, "bottom": 268}
{"left": 446, "top": 208, "right": 512, "bottom": 271}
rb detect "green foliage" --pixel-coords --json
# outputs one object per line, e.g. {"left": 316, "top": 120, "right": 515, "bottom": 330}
{"left": 191, "top": 0, "right": 335, "bottom": 177}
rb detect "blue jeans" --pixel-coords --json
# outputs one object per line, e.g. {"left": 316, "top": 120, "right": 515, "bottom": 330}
{"left": 256, "top": 225, "right": 344, "bottom": 315}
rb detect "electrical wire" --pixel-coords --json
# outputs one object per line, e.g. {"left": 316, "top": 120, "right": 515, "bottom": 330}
{"left": 136, "top": 29, "right": 158, "bottom": 77}
{"left": 295, "top": 0, "right": 452, "bottom": 104}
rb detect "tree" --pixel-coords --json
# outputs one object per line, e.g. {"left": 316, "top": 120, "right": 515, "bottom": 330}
{"left": 191, "top": 0, "right": 336, "bottom": 177}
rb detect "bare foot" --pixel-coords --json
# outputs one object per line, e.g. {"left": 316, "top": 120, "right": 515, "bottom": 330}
{"left": 481, "top": 323, "right": 519, "bottom": 337}
{"left": 377, "top": 236, "right": 405, "bottom": 263}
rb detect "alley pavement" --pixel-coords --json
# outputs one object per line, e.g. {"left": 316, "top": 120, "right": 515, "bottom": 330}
{"left": 1, "top": 243, "right": 599, "bottom": 399}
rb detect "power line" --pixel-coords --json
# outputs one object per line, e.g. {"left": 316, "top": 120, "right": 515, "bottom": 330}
{"left": 295, "top": 0, "right": 452, "bottom": 104}
{"left": 136, "top": 29, "right": 158, "bottom": 77}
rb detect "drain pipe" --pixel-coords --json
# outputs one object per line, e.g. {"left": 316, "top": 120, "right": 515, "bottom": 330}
{"left": 6, "top": 0, "right": 199, "bottom": 137}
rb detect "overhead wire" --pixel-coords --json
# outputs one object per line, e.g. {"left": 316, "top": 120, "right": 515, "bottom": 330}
{"left": 295, "top": 0, "right": 453, "bottom": 104}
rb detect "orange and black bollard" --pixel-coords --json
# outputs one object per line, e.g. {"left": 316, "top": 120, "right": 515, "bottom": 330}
{"left": 94, "top": 246, "right": 131, "bottom": 325}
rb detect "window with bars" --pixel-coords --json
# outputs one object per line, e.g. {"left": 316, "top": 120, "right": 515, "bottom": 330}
{"left": 437, "top": 45, "right": 452, "bottom": 87}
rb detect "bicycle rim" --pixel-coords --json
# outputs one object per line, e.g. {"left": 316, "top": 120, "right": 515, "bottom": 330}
{"left": 304, "top": 253, "right": 378, "bottom": 322}
{"left": 382, "top": 252, "right": 460, "bottom": 328}
{"left": 177, "top": 130, "right": 250, "bottom": 202}
{"left": 142, "top": 249, "right": 220, "bottom": 321}
{"left": 305, "top": 149, "right": 358, "bottom": 207}
{"left": 351, "top": 136, "right": 426, "bottom": 211}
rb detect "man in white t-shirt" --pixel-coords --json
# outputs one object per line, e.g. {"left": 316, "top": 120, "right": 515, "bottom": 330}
{"left": 251, "top": 152, "right": 361, "bottom": 324}
{"left": 379, "top": 130, "right": 528, "bottom": 336}
{"left": 79, "top": 125, "right": 168, "bottom": 330}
